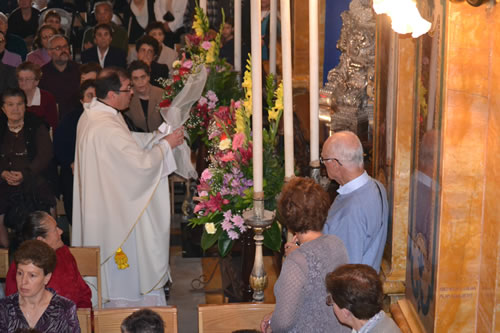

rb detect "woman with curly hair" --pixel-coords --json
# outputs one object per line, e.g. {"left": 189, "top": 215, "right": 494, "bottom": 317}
{"left": 261, "top": 177, "right": 349, "bottom": 333}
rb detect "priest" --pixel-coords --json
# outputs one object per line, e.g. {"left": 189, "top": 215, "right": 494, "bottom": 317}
{"left": 72, "top": 68, "right": 185, "bottom": 307}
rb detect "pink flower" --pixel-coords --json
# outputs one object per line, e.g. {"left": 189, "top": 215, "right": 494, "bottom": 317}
{"left": 232, "top": 215, "right": 245, "bottom": 228}
{"left": 221, "top": 220, "right": 232, "bottom": 232}
{"left": 194, "top": 203, "right": 205, "bottom": 214}
{"left": 198, "top": 96, "right": 208, "bottom": 106}
{"left": 232, "top": 133, "right": 246, "bottom": 150}
{"left": 201, "top": 169, "right": 213, "bottom": 181}
{"left": 182, "top": 60, "right": 193, "bottom": 69}
{"left": 227, "top": 230, "right": 239, "bottom": 240}
{"left": 206, "top": 193, "right": 229, "bottom": 212}
{"left": 234, "top": 100, "right": 241, "bottom": 109}
{"left": 220, "top": 151, "right": 235, "bottom": 162}
{"left": 201, "top": 41, "right": 212, "bottom": 50}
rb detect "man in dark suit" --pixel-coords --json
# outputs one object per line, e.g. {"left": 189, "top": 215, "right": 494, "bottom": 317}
{"left": 81, "top": 23, "right": 127, "bottom": 69}
{"left": 0, "top": 61, "right": 17, "bottom": 94}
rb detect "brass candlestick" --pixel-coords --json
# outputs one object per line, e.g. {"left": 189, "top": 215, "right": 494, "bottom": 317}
{"left": 243, "top": 193, "right": 275, "bottom": 302}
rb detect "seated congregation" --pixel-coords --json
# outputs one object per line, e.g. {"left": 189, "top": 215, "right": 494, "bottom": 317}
{"left": 0, "top": 1, "right": 401, "bottom": 332}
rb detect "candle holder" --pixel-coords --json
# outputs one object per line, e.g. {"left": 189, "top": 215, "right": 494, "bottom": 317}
{"left": 243, "top": 195, "right": 275, "bottom": 302}
{"left": 310, "top": 161, "right": 321, "bottom": 184}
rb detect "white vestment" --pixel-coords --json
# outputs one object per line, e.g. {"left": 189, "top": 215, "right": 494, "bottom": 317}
{"left": 72, "top": 99, "right": 177, "bottom": 307}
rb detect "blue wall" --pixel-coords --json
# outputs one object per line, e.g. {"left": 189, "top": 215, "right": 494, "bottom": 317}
{"left": 323, "top": 0, "right": 351, "bottom": 83}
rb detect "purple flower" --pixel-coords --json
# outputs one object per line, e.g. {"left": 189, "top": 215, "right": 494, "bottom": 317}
{"left": 222, "top": 219, "right": 233, "bottom": 232}
{"left": 198, "top": 96, "right": 208, "bottom": 106}
{"left": 232, "top": 215, "right": 245, "bottom": 228}
{"left": 227, "top": 230, "right": 239, "bottom": 240}
{"left": 206, "top": 90, "right": 218, "bottom": 103}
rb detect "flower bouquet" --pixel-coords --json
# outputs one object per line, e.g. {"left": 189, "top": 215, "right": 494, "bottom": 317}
{"left": 189, "top": 59, "right": 284, "bottom": 257}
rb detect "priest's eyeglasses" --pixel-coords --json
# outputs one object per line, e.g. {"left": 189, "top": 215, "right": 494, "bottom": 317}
{"left": 319, "top": 156, "right": 343, "bottom": 166}
{"left": 115, "top": 85, "right": 132, "bottom": 93}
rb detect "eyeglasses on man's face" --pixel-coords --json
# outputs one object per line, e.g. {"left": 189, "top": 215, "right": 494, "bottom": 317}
{"left": 50, "top": 44, "right": 69, "bottom": 51}
{"left": 319, "top": 156, "right": 343, "bottom": 166}
{"left": 115, "top": 85, "right": 132, "bottom": 93}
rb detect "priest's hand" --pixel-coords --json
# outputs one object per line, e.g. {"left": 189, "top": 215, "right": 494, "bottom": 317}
{"left": 164, "top": 127, "right": 184, "bottom": 149}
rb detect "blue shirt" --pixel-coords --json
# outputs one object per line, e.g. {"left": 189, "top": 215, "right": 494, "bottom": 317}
{"left": 323, "top": 172, "right": 388, "bottom": 272}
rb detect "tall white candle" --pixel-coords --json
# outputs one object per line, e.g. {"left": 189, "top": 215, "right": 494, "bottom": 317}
{"left": 234, "top": 0, "right": 242, "bottom": 72}
{"left": 200, "top": 0, "right": 207, "bottom": 12}
{"left": 281, "top": 0, "right": 294, "bottom": 178}
{"left": 269, "top": 0, "right": 277, "bottom": 75}
{"left": 251, "top": 0, "right": 263, "bottom": 193}
{"left": 309, "top": 0, "right": 319, "bottom": 164}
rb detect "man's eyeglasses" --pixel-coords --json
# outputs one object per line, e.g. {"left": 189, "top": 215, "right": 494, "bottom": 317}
{"left": 50, "top": 45, "right": 69, "bottom": 51}
{"left": 319, "top": 156, "right": 343, "bottom": 166}
{"left": 326, "top": 294, "right": 334, "bottom": 306}
{"left": 115, "top": 86, "right": 132, "bottom": 93}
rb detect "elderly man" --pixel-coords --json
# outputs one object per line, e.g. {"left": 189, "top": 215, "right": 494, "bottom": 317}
{"left": 321, "top": 131, "right": 388, "bottom": 272}
{"left": 39, "top": 35, "right": 80, "bottom": 120}
{"left": 82, "top": 1, "right": 128, "bottom": 53}
{"left": 72, "top": 68, "right": 184, "bottom": 307}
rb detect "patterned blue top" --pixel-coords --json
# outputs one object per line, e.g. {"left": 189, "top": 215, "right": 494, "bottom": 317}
{"left": 0, "top": 288, "right": 81, "bottom": 333}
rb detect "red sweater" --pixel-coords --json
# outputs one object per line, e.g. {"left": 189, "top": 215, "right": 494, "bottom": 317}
{"left": 5, "top": 245, "right": 92, "bottom": 308}
{"left": 26, "top": 89, "right": 58, "bottom": 130}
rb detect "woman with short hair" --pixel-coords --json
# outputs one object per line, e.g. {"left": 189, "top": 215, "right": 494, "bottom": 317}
{"left": 0, "top": 239, "right": 80, "bottom": 332}
{"left": 126, "top": 60, "right": 164, "bottom": 132}
{"left": 27, "top": 25, "right": 58, "bottom": 67}
{"left": 261, "top": 177, "right": 349, "bottom": 333}
{"left": 16, "top": 62, "right": 58, "bottom": 129}
{"left": 5, "top": 211, "right": 92, "bottom": 308}
{"left": 325, "top": 264, "right": 401, "bottom": 332}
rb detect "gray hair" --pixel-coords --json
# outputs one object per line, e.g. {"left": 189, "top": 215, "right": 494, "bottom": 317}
{"left": 47, "top": 34, "right": 68, "bottom": 48}
{"left": 327, "top": 131, "right": 364, "bottom": 169}
{"left": 93, "top": 1, "right": 113, "bottom": 13}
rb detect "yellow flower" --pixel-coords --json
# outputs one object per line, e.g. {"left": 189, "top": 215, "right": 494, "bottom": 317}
{"left": 219, "top": 138, "right": 232, "bottom": 150}
{"left": 269, "top": 82, "right": 283, "bottom": 122}
{"left": 172, "top": 60, "right": 181, "bottom": 69}
{"left": 205, "top": 42, "right": 216, "bottom": 64}
{"left": 235, "top": 108, "right": 246, "bottom": 133}
{"left": 205, "top": 223, "right": 217, "bottom": 234}
{"left": 193, "top": 12, "right": 204, "bottom": 37}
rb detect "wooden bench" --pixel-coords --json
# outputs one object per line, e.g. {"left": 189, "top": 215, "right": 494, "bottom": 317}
{"left": 198, "top": 303, "right": 275, "bottom": 333}
{"left": 77, "top": 308, "right": 92, "bottom": 333}
{"left": 69, "top": 246, "right": 102, "bottom": 308}
{"left": 93, "top": 306, "right": 178, "bottom": 333}
{"left": 0, "top": 248, "right": 8, "bottom": 279}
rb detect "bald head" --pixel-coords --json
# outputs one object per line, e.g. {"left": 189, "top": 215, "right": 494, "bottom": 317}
{"left": 323, "top": 131, "right": 364, "bottom": 170}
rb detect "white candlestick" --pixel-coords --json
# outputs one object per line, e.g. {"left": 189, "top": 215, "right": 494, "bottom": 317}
{"left": 309, "top": 0, "right": 319, "bottom": 164}
{"left": 251, "top": 0, "right": 263, "bottom": 193}
{"left": 234, "top": 0, "right": 242, "bottom": 72}
{"left": 269, "top": 0, "right": 277, "bottom": 75}
{"left": 200, "top": 0, "right": 207, "bottom": 12}
{"left": 281, "top": 0, "right": 294, "bottom": 178}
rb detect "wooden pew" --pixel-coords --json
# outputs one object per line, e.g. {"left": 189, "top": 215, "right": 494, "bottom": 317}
{"left": 0, "top": 248, "right": 8, "bottom": 279}
{"left": 93, "top": 306, "right": 178, "bottom": 333}
{"left": 77, "top": 308, "right": 92, "bottom": 333}
{"left": 69, "top": 246, "right": 102, "bottom": 308}
{"left": 198, "top": 303, "right": 275, "bottom": 333}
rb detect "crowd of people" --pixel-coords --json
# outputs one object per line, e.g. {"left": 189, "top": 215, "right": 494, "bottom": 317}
{"left": 0, "top": 0, "right": 401, "bottom": 332}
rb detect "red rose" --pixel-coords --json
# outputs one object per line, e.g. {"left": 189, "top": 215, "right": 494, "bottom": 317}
{"left": 159, "top": 99, "right": 171, "bottom": 108}
{"left": 173, "top": 75, "right": 181, "bottom": 82}
{"left": 179, "top": 67, "right": 189, "bottom": 76}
